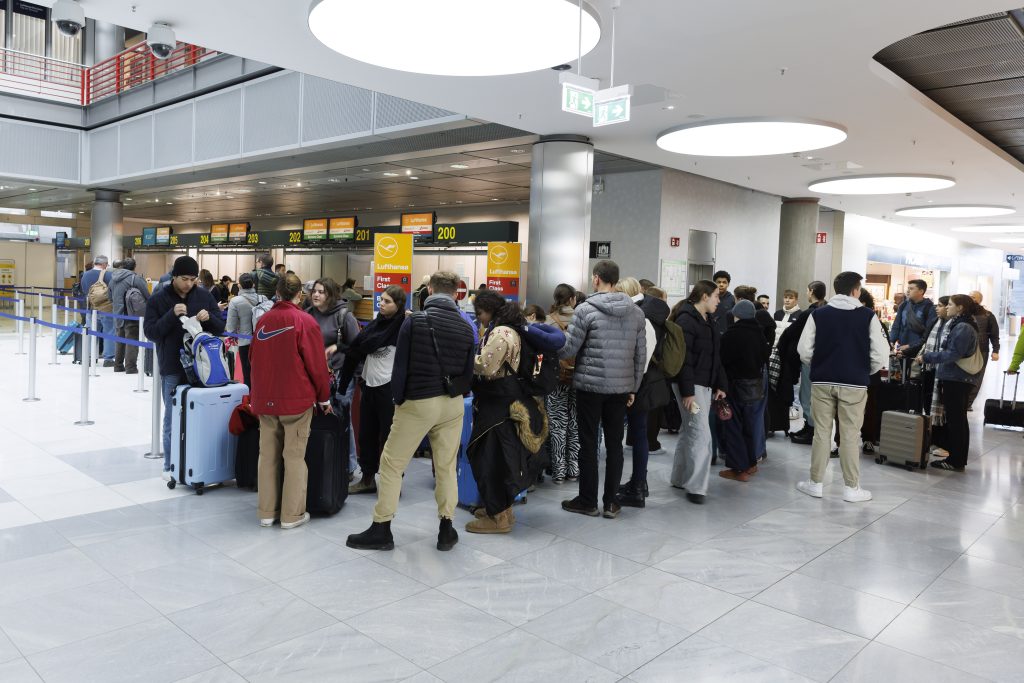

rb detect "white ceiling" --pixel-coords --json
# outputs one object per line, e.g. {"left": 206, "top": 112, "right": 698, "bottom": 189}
{"left": 30, "top": 1, "right": 1024, "bottom": 248}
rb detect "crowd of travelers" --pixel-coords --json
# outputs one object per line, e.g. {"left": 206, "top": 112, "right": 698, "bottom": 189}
{"left": 55, "top": 246, "right": 996, "bottom": 549}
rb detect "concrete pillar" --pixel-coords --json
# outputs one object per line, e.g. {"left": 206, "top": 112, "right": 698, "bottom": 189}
{"left": 526, "top": 135, "right": 594, "bottom": 300}
{"left": 87, "top": 20, "right": 124, "bottom": 66}
{"left": 830, "top": 210, "right": 846, "bottom": 280}
{"left": 776, "top": 197, "right": 820, "bottom": 306}
{"left": 91, "top": 190, "right": 123, "bottom": 263}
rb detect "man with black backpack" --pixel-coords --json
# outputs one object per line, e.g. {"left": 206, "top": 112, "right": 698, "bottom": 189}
{"left": 82, "top": 255, "right": 115, "bottom": 367}
{"left": 252, "top": 253, "right": 278, "bottom": 299}
{"left": 558, "top": 260, "right": 647, "bottom": 519}
{"left": 109, "top": 258, "right": 150, "bottom": 374}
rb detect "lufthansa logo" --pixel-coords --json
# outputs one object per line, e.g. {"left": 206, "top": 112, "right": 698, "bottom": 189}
{"left": 376, "top": 236, "right": 399, "bottom": 261}
{"left": 490, "top": 245, "right": 509, "bottom": 265}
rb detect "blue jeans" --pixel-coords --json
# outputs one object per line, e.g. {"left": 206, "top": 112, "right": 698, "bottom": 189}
{"left": 161, "top": 374, "right": 183, "bottom": 471}
{"left": 721, "top": 396, "right": 767, "bottom": 472}
{"left": 800, "top": 363, "right": 814, "bottom": 428}
{"left": 100, "top": 314, "right": 116, "bottom": 360}
{"left": 626, "top": 409, "right": 650, "bottom": 485}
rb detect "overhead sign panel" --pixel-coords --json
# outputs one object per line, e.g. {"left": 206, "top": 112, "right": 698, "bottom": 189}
{"left": 559, "top": 72, "right": 599, "bottom": 118}
{"left": 329, "top": 216, "right": 357, "bottom": 242}
{"left": 401, "top": 212, "right": 435, "bottom": 236}
{"left": 155, "top": 226, "right": 172, "bottom": 246}
{"left": 228, "top": 223, "right": 250, "bottom": 243}
{"left": 373, "top": 232, "right": 413, "bottom": 313}
{"left": 142, "top": 226, "right": 157, "bottom": 247}
{"left": 303, "top": 218, "right": 328, "bottom": 242}
{"left": 593, "top": 84, "right": 632, "bottom": 127}
{"left": 210, "top": 224, "right": 229, "bottom": 244}
{"left": 486, "top": 242, "right": 522, "bottom": 303}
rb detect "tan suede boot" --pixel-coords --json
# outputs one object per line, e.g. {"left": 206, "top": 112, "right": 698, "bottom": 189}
{"left": 465, "top": 507, "right": 514, "bottom": 534}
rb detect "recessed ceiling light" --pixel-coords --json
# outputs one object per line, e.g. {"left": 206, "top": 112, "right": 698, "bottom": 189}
{"left": 329, "top": 178, "right": 340, "bottom": 183}
{"left": 257, "top": 181, "right": 267, "bottom": 185}
{"left": 296, "top": 183, "right": 302, "bottom": 187}
{"left": 510, "top": 149, "right": 526, "bottom": 154}
{"left": 456, "top": 200, "right": 463, "bottom": 204}
{"left": 895, "top": 205, "right": 1016, "bottom": 218}
{"left": 309, "top": 0, "right": 601, "bottom": 76}
{"left": 439, "top": 201, "right": 448, "bottom": 205}
{"left": 450, "top": 163, "right": 470, "bottom": 169}
{"left": 950, "top": 225, "right": 1024, "bottom": 233}
{"left": 809, "top": 175, "right": 955, "bottom": 195}
{"left": 491, "top": 198, "right": 499, "bottom": 201}
{"left": 656, "top": 118, "right": 847, "bottom": 157}
{"left": 662, "top": 105, "right": 675, "bottom": 111}
{"left": 361, "top": 168, "right": 371, "bottom": 172}
{"left": 409, "top": 176, "right": 419, "bottom": 180}
{"left": 166, "top": 202, "right": 173, "bottom": 205}
{"left": 383, "top": 172, "right": 400, "bottom": 177}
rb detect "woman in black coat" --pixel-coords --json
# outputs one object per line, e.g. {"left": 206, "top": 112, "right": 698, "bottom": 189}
{"left": 718, "top": 300, "right": 771, "bottom": 481}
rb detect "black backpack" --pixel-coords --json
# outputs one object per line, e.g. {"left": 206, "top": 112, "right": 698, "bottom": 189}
{"left": 505, "top": 324, "right": 561, "bottom": 397}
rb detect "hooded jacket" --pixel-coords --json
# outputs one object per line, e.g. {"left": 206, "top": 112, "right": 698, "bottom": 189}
{"left": 674, "top": 301, "right": 728, "bottom": 397}
{"left": 923, "top": 316, "right": 982, "bottom": 385}
{"left": 721, "top": 318, "right": 771, "bottom": 381}
{"left": 249, "top": 300, "right": 331, "bottom": 415}
{"left": 143, "top": 283, "right": 224, "bottom": 378}
{"left": 798, "top": 294, "right": 889, "bottom": 388}
{"left": 226, "top": 289, "right": 262, "bottom": 346}
{"left": 558, "top": 291, "right": 647, "bottom": 394}
{"left": 306, "top": 301, "right": 360, "bottom": 371}
{"left": 109, "top": 268, "right": 150, "bottom": 330}
{"left": 633, "top": 295, "right": 672, "bottom": 413}
{"left": 710, "top": 290, "right": 736, "bottom": 336}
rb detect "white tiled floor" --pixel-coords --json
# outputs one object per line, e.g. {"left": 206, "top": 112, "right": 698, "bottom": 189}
{"left": 1, "top": 331, "right": 1023, "bottom": 681}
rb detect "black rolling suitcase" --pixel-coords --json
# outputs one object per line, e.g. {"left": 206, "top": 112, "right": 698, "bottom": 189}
{"left": 144, "top": 348, "right": 154, "bottom": 377}
{"left": 765, "top": 391, "right": 792, "bottom": 435}
{"left": 73, "top": 330, "right": 84, "bottom": 364}
{"left": 235, "top": 427, "right": 260, "bottom": 490}
{"left": 984, "top": 373, "right": 1024, "bottom": 428}
{"left": 304, "top": 409, "right": 349, "bottom": 515}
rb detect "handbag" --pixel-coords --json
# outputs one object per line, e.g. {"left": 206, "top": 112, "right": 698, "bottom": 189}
{"left": 713, "top": 397, "right": 733, "bottom": 421}
{"left": 732, "top": 377, "right": 764, "bottom": 404}
{"left": 955, "top": 342, "right": 985, "bottom": 375}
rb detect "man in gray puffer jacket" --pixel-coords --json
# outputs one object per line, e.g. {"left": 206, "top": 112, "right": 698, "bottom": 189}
{"left": 109, "top": 257, "right": 150, "bottom": 374}
{"left": 558, "top": 260, "right": 646, "bottom": 519}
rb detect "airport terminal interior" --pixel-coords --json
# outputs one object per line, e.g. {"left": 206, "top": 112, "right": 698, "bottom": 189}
{"left": 1, "top": 1, "right": 1024, "bottom": 681}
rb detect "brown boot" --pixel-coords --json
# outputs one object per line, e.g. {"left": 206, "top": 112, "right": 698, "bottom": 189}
{"left": 465, "top": 507, "right": 514, "bottom": 534}
{"left": 719, "top": 469, "right": 751, "bottom": 482}
{"left": 473, "top": 506, "right": 516, "bottom": 522}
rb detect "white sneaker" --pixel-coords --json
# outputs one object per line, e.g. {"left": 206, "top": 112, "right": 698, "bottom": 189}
{"left": 796, "top": 480, "right": 823, "bottom": 498}
{"left": 843, "top": 486, "right": 873, "bottom": 503}
{"left": 650, "top": 448, "right": 666, "bottom": 455}
{"left": 788, "top": 407, "right": 801, "bottom": 420}
{"left": 161, "top": 470, "right": 173, "bottom": 482}
{"left": 259, "top": 518, "right": 277, "bottom": 528}
{"left": 281, "top": 512, "right": 310, "bottom": 530}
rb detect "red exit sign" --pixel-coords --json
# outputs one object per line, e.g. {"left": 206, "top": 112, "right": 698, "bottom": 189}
{"left": 816, "top": 232, "right": 827, "bottom": 244}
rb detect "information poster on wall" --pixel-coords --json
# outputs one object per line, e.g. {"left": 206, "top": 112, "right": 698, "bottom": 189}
{"left": 486, "top": 242, "right": 521, "bottom": 302}
{"left": 0, "top": 259, "right": 15, "bottom": 287}
{"left": 659, "top": 259, "right": 687, "bottom": 297}
{"left": 373, "top": 232, "right": 413, "bottom": 313}
{"left": 156, "top": 226, "right": 172, "bottom": 246}
{"left": 210, "top": 224, "right": 229, "bottom": 244}
{"left": 329, "top": 217, "right": 356, "bottom": 242}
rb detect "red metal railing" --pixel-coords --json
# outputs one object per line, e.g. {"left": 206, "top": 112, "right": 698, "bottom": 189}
{"left": 0, "top": 41, "right": 216, "bottom": 106}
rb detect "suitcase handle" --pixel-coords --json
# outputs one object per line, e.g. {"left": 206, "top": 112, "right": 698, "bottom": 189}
{"left": 1001, "top": 372, "right": 1020, "bottom": 411}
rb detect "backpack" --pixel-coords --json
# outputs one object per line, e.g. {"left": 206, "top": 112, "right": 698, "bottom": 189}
{"left": 505, "top": 323, "right": 563, "bottom": 397}
{"left": 250, "top": 295, "right": 272, "bottom": 330}
{"left": 252, "top": 269, "right": 278, "bottom": 298}
{"left": 655, "top": 319, "right": 685, "bottom": 377}
{"left": 87, "top": 275, "right": 111, "bottom": 311}
{"left": 551, "top": 317, "right": 576, "bottom": 385}
{"left": 125, "top": 286, "right": 147, "bottom": 317}
{"left": 179, "top": 316, "right": 231, "bottom": 387}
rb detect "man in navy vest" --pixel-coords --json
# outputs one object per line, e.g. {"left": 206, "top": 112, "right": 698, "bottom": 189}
{"left": 796, "top": 271, "right": 889, "bottom": 502}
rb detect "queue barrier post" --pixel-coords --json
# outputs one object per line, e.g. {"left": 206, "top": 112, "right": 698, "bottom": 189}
{"left": 75, "top": 328, "right": 94, "bottom": 426}
{"left": 90, "top": 310, "right": 100, "bottom": 378}
{"left": 16, "top": 300, "right": 25, "bottom": 356}
{"left": 134, "top": 317, "right": 148, "bottom": 394}
{"left": 144, "top": 349, "right": 162, "bottom": 459}
{"left": 36, "top": 292, "right": 43, "bottom": 335}
{"left": 63, "top": 296, "right": 70, "bottom": 327}
{"left": 49, "top": 300, "right": 60, "bottom": 366}
{"left": 23, "top": 318, "right": 40, "bottom": 402}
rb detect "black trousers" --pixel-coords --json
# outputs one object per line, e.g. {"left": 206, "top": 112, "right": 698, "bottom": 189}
{"left": 576, "top": 390, "right": 629, "bottom": 509}
{"left": 238, "top": 345, "right": 252, "bottom": 388}
{"left": 358, "top": 381, "right": 395, "bottom": 478}
{"left": 940, "top": 380, "right": 971, "bottom": 469}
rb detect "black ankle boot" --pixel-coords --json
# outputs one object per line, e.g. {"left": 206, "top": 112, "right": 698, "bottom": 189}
{"left": 617, "top": 480, "right": 647, "bottom": 508}
{"left": 346, "top": 521, "right": 394, "bottom": 550}
{"left": 437, "top": 517, "right": 458, "bottom": 551}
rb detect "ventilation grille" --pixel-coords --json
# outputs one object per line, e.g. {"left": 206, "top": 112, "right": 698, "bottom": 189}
{"left": 302, "top": 77, "right": 373, "bottom": 142}
{"left": 118, "top": 115, "right": 154, "bottom": 177}
{"left": 374, "top": 93, "right": 459, "bottom": 132}
{"left": 154, "top": 104, "right": 194, "bottom": 170}
{"left": 89, "top": 126, "right": 119, "bottom": 182}
{"left": 0, "top": 120, "right": 80, "bottom": 182}
{"left": 194, "top": 89, "right": 242, "bottom": 162}
{"left": 243, "top": 72, "right": 300, "bottom": 154}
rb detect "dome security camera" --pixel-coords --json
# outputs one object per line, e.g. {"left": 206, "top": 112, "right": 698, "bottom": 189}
{"left": 147, "top": 22, "right": 176, "bottom": 60}
{"left": 52, "top": 0, "right": 85, "bottom": 38}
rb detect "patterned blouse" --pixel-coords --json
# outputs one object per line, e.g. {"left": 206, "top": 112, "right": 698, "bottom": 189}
{"left": 475, "top": 325, "right": 521, "bottom": 379}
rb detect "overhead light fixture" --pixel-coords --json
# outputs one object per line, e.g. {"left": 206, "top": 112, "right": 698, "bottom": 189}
{"left": 895, "top": 205, "right": 1016, "bottom": 218}
{"left": 361, "top": 168, "right": 371, "bottom": 172}
{"left": 257, "top": 181, "right": 267, "bottom": 185}
{"left": 510, "top": 149, "right": 526, "bottom": 154}
{"left": 409, "top": 176, "right": 419, "bottom": 180}
{"left": 383, "top": 172, "right": 400, "bottom": 177}
{"left": 450, "top": 164, "right": 470, "bottom": 170}
{"left": 296, "top": 182, "right": 303, "bottom": 187}
{"left": 28, "top": 188, "right": 37, "bottom": 191}
{"left": 656, "top": 118, "right": 847, "bottom": 157}
{"left": 329, "top": 178, "right": 340, "bottom": 183}
{"left": 405, "top": 170, "right": 412, "bottom": 176}
{"left": 809, "top": 174, "right": 955, "bottom": 195}
{"left": 308, "top": 0, "right": 601, "bottom": 77}
{"left": 950, "top": 225, "right": 1024, "bottom": 233}
{"left": 491, "top": 198, "right": 500, "bottom": 201}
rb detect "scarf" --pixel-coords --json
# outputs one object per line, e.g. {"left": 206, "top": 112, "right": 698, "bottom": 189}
{"left": 783, "top": 303, "right": 800, "bottom": 316}
{"left": 351, "top": 311, "right": 404, "bottom": 357}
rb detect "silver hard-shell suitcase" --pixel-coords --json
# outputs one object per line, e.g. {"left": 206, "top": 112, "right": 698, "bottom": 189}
{"left": 875, "top": 410, "right": 929, "bottom": 471}
{"left": 168, "top": 383, "right": 248, "bottom": 494}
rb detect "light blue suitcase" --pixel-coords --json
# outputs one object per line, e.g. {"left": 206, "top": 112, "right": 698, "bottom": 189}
{"left": 168, "top": 383, "right": 248, "bottom": 494}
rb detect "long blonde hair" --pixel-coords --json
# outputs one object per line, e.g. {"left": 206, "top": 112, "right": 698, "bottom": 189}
{"left": 616, "top": 277, "right": 642, "bottom": 297}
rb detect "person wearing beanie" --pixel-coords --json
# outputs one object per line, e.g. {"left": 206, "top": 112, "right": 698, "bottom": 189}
{"left": 718, "top": 299, "right": 771, "bottom": 481}
{"left": 143, "top": 255, "right": 225, "bottom": 480}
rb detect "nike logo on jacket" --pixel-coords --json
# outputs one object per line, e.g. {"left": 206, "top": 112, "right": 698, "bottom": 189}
{"left": 256, "top": 326, "right": 294, "bottom": 341}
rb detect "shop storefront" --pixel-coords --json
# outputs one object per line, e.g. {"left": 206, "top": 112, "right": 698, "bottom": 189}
{"left": 865, "top": 245, "right": 952, "bottom": 325}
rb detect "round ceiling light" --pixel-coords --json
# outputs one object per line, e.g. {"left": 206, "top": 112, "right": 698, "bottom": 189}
{"left": 951, "top": 225, "right": 1024, "bottom": 233}
{"left": 809, "top": 174, "right": 955, "bottom": 195}
{"left": 656, "top": 118, "right": 847, "bottom": 157}
{"left": 308, "top": 0, "right": 601, "bottom": 77}
{"left": 895, "top": 205, "right": 1016, "bottom": 218}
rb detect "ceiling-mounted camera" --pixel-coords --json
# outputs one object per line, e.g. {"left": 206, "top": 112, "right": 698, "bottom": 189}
{"left": 52, "top": 0, "right": 85, "bottom": 37}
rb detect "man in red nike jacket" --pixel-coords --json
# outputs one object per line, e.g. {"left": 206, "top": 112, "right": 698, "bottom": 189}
{"left": 249, "top": 274, "right": 332, "bottom": 530}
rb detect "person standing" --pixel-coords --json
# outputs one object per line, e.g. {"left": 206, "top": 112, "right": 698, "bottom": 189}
{"left": 249, "top": 274, "right": 332, "bottom": 530}
{"left": 558, "top": 261, "right": 646, "bottom": 519}
{"left": 889, "top": 279, "right": 937, "bottom": 354}
{"left": 337, "top": 285, "right": 406, "bottom": 495}
{"left": 109, "top": 258, "right": 150, "bottom": 374}
{"left": 796, "top": 272, "right": 888, "bottom": 502}
{"left": 670, "top": 281, "right": 728, "bottom": 504}
{"left": 226, "top": 272, "right": 262, "bottom": 387}
{"left": 718, "top": 300, "right": 771, "bottom": 481}
{"left": 82, "top": 255, "right": 116, "bottom": 367}
{"left": 545, "top": 284, "right": 580, "bottom": 485}
{"left": 340, "top": 278, "right": 364, "bottom": 314}
{"left": 788, "top": 281, "right": 827, "bottom": 445}
{"left": 143, "top": 256, "right": 225, "bottom": 481}
{"left": 918, "top": 295, "right": 982, "bottom": 472}
{"left": 710, "top": 270, "right": 735, "bottom": 336}
{"left": 916, "top": 296, "right": 951, "bottom": 458}
{"left": 774, "top": 289, "right": 802, "bottom": 323}
{"left": 967, "top": 290, "right": 1000, "bottom": 410}
{"left": 252, "top": 254, "right": 278, "bottom": 299}
{"left": 347, "top": 272, "right": 475, "bottom": 552}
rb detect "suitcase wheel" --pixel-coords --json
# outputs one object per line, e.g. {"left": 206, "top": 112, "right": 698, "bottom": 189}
{"left": 195, "top": 484, "right": 204, "bottom": 496}
{"left": 167, "top": 480, "right": 176, "bottom": 490}
{"left": 874, "top": 456, "right": 886, "bottom": 465}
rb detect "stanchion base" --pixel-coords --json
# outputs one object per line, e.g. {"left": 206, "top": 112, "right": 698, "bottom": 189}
{"left": 143, "top": 453, "right": 162, "bottom": 459}
{"left": 133, "top": 389, "right": 150, "bottom": 394}
{"left": 74, "top": 420, "right": 95, "bottom": 426}
{"left": 48, "top": 362, "right": 60, "bottom": 366}
{"left": 22, "top": 398, "right": 40, "bottom": 402}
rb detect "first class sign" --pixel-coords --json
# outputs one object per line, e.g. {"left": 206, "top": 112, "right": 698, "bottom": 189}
{"left": 373, "top": 232, "right": 414, "bottom": 313}
{"left": 486, "top": 242, "right": 521, "bottom": 302}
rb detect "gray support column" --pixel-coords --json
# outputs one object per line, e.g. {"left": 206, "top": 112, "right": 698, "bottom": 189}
{"left": 776, "top": 197, "right": 820, "bottom": 306}
{"left": 830, "top": 210, "right": 845, "bottom": 279}
{"left": 526, "top": 135, "right": 594, "bottom": 299}
{"left": 88, "top": 20, "right": 124, "bottom": 66}
{"left": 91, "top": 190, "right": 123, "bottom": 262}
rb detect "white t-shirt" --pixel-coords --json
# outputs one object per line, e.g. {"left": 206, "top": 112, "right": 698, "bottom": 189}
{"left": 362, "top": 345, "right": 396, "bottom": 387}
